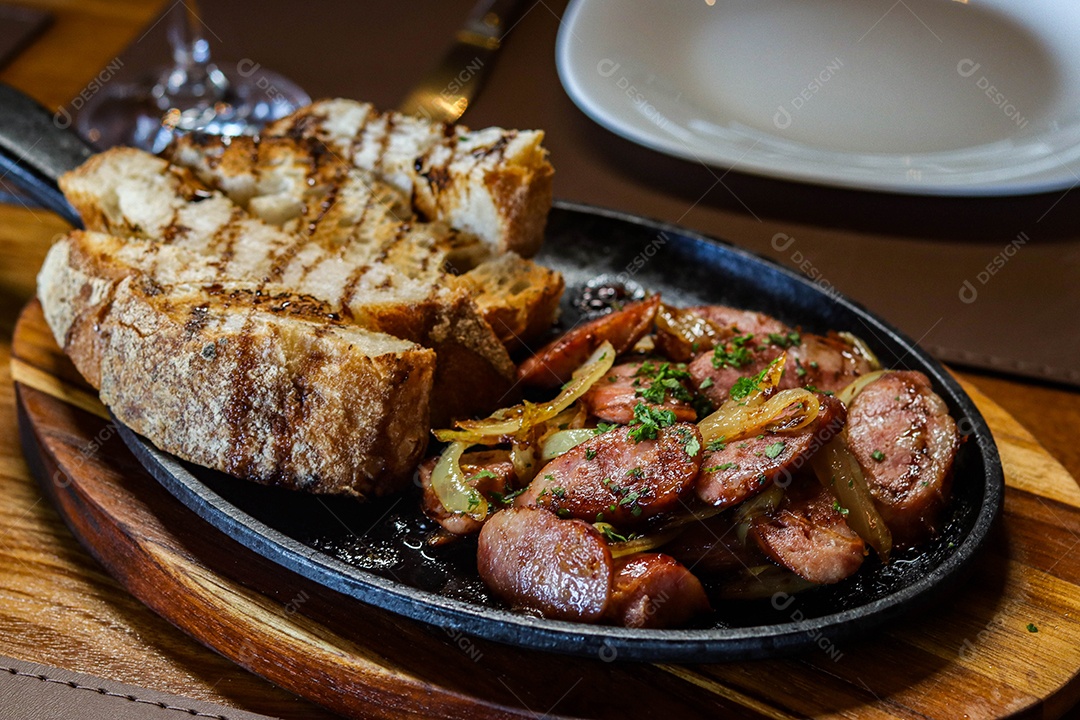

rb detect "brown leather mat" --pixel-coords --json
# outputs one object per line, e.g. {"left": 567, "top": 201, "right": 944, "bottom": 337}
{"left": 73, "top": 0, "right": 1080, "bottom": 387}
{"left": 0, "top": 655, "right": 278, "bottom": 720}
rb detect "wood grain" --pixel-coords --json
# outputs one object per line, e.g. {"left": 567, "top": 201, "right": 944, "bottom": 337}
{"left": 13, "top": 299, "right": 1080, "bottom": 719}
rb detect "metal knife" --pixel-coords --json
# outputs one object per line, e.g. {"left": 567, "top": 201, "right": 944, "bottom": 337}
{"left": 397, "top": 0, "right": 528, "bottom": 123}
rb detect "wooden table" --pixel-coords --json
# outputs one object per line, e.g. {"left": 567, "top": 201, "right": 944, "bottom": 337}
{"left": 1, "top": 1, "right": 1078, "bottom": 718}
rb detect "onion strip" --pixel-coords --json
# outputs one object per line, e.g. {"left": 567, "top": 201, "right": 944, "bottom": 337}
{"left": 434, "top": 341, "right": 616, "bottom": 444}
{"left": 811, "top": 435, "right": 892, "bottom": 561}
{"left": 836, "top": 369, "right": 889, "bottom": 407}
{"left": 540, "top": 428, "right": 595, "bottom": 461}
{"left": 838, "top": 331, "right": 883, "bottom": 371}
{"left": 603, "top": 526, "right": 685, "bottom": 558}
{"left": 430, "top": 442, "right": 488, "bottom": 520}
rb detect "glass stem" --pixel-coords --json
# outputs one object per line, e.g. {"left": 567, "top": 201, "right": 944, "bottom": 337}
{"left": 154, "top": 0, "right": 229, "bottom": 111}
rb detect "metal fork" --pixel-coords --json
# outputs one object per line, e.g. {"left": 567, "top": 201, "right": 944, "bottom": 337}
{"left": 397, "top": 0, "right": 528, "bottom": 123}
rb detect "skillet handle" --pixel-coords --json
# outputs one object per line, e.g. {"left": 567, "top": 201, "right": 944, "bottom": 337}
{"left": 0, "top": 83, "right": 92, "bottom": 227}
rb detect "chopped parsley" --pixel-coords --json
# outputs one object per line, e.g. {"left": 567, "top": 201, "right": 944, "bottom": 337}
{"left": 705, "top": 462, "right": 738, "bottom": 473}
{"left": 871, "top": 450, "right": 886, "bottom": 462}
{"left": 706, "top": 438, "right": 728, "bottom": 452}
{"left": 699, "top": 377, "right": 714, "bottom": 389}
{"left": 627, "top": 402, "right": 677, "bottom": 442}
{"left": 626, "top": 466, "right": 644, "bottom": 478}
{"left": 764, "top": 441, "right": 786, "bottom": 459}
{"left": 832, "top": 499, "right": 850, "bottom": 517}
{"left": 593, "top": 422, "right": 616, "bottom": 435}
{"left": 634, "top": 362, "right": 693, "bottom": 405}
{"left": 470, "top": 469, "right": 498, "bottom": 481}
{"left": 767, "top": 331, "right": 801, "bottom": 349}
{"left": 683, "top": 433, "right": 701, "bottom": 458}
{"left": 711, "top": 334, "right": 755, "bottom": 369}
{"left": 1027, "top": 623, "right": 1039, "bottom": 633}
{"left": 584, "top": 447, "right": 597, "bottom": 461}
{"left": 594, "top": 523, "right": 629, "bottom": 543}
{"left": 729, "top": 361, "right": 778, "bottom": 401}
{"left": 551, "top": 486, "right": 567, "bottom": 498}
{"left": 489, "top": 487, "right": 527, "bottom": 505}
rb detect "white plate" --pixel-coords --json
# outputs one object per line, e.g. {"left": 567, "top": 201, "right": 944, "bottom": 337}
{"left": 556, "top": 0, "right": 1080, "bottom": 195}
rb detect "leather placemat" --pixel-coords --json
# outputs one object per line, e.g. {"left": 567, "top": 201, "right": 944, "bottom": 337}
{"left": 0, "top": 655, "right": 278, "bottom": 720}
{"left": 69, "top": 0, "right": 1079, "bottom": 388}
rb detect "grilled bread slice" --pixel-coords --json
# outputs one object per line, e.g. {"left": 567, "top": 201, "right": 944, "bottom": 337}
{"left": 263, "top": 99, "right": 554, "bottom": 257}
{"left": 165, "top": 134, "right": 562, "bottom": 350}
{"left": 42, "top": 104, "right": 560, "bottom": 497}
{"left": 39, "top": 232, "right": 434, "bottom": 497}
{"left": 57, "top": 147, "right": 517, "bottom": 423}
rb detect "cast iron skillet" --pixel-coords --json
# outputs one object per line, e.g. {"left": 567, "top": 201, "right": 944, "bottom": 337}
{"left": 1, "top": 82, "right": 1003, "bottom": 662}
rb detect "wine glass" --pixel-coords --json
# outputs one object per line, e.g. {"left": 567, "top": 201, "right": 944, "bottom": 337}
{"left": 74, "top": 1, "right": 310, "bottom": 152}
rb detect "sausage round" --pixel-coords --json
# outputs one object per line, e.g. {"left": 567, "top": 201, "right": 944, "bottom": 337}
{"left": 845, "top": 370, "right": 958, "bottom": 546}
{"left": 605, "top": 553, "right": 711, "bottom": 629}
{"left": 516, "top": 423, "right": 703, "bottom": 527}
{"left": 477, "top": 507, "right": 613, "bottom": 621}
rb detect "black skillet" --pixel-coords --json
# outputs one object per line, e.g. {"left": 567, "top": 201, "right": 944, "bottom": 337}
{"left": 0, "top": 82, "right": 1003, "bottom": 662}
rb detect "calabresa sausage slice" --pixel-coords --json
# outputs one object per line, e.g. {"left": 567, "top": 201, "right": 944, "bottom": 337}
{"left": 605, "top": 553, "right": 711, "bottom": 629}
{"left": 517, "top": 295, "right": 660, "bottom": 389}
{"left": 750, "top": 478, "right": 866, "bottom": 585}
{"left": 516, "top": 423, "right": 703, "bottom": 527}
{"left": 695, "top": 395, "right": 845, "bottom": 508}
{"left": 477, "top": 507, "right": 613, "bottom": 622}
{"left": 582, "top": 361, "right": 698, "bottom": 425}
{"left": 845, "top": 371, "right": 958, "bottom": 546}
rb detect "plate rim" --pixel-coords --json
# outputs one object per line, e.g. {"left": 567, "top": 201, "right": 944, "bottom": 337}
{"left": 555, "top": 0, "right": 1080, "bottom": 197}
{"left": 118, "top": 200, "right": 1005, "bottom": 662}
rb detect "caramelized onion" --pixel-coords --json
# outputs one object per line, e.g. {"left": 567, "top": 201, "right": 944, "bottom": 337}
{"left": 734, "top": 484, "right": 785, "bottom": 545}
{"left": 540, "top": 428, "right": 596, "bottom": 461}
{"left": 654, "top": 303, "right": 725, "bottom": 361}
{"left": 602, "top": 526, "right": 685, "bottom": 558}
{"left": 430, "top": 442, "right": 488, "bottom": 521}
{"left": 838, "top": 331, "right": 883, "bottom": 371}
{"left": 697, "top": 356, "right": 820, "bottom": 444}
{"left": 811, "top": 435, "right": 892, "bottom": 562}
{"left": 836, "top": 369, "right": 889, "bottom": 407}
{"left": 434, "top": 341, "right": 616, "bottom": 444}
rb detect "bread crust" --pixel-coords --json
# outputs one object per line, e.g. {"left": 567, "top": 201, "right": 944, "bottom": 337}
{"left": 40, "top": 233, "right": 434, "bottom": 496}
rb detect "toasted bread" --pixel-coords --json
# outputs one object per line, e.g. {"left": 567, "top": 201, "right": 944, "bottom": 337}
{"left": 40, "top": 103, "right": 562, "bottom": 497}
{"left": 39, "top": 232, "right": 434, "bottom": 497}
{"left": 57, "top": 146, "right": 517, "bottom": 407}
{"left": 263, "top": 99, "right": 554, "bottom": 257}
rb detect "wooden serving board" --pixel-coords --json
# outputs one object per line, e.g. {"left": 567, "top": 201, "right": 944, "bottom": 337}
{"left": 12, "top": 299, "right": 1080, "bottom": 719}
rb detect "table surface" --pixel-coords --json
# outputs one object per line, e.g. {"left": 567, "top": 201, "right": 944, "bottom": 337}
{"left": 0, "top": 1, "right": 1078, "bottom": 718}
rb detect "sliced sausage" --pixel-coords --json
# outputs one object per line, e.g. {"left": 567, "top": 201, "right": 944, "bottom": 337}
{"left": 687, "top": 338, "right": 782, "bottom": 406}
{"left": 695, "top": 395, "right": 845, "bottom": 507}
{"left": 663, "top": 513, "right": 768, "bottom": 576}
{"left": 517, "top": 295, "right": 661, "bottom": 389}
{"left": 605, "top": 553, "right": 711, "bottom": 628}
{"left": 419, "top": 450, "right": 515, "bottom": 536}
{"left": 750, "top": 477, "right": 866, "bottom": 585}
{"left": 687, "top": 305, "right": 793, "bottom": 339}
{"left": 582, "top": 361, "right": 698, "bottom": 425}
{"left": 477, "top": 507, "right": 613, "bottom": 621}
{"left": 516, "top": 423, "right": 703, "bottom": 527}
{"left": 845, "top": 370, "right": 958, "bottom": 546}
{"left": 783, "top": 333, "right": 874, "bottom": 393}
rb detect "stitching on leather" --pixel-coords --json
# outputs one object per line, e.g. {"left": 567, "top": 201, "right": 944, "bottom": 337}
{"left": 0, "top": 666, "right": 235, "bottom": 719}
